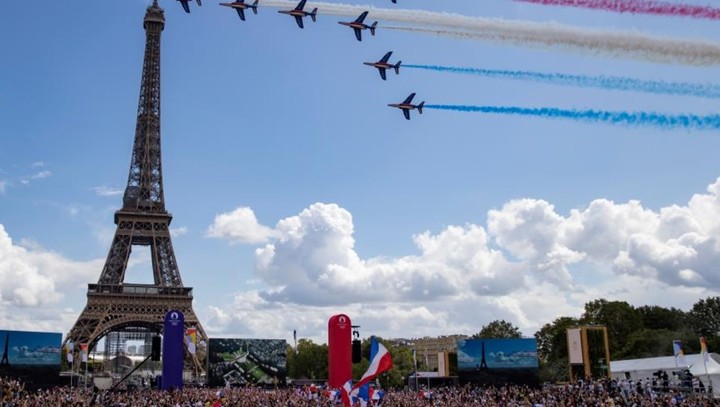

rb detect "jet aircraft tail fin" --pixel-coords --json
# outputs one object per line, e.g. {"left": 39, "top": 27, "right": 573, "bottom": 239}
{"left": 394, "top": 61, "right": 401, "bottom": 74}
{"left": 251, "top": 0, "right": 258, "bottom": 13}
{"left": 370, "top": 21, "right": 377, "bottom": 36}
{"left": 418, "top": 101, "right": 425, "bottom": 114}
{"left": 310, "top": 8, "right": 317, "bottom": 21}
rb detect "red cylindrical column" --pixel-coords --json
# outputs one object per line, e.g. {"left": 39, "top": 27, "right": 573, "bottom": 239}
{"left": 328, "top": 314, "right": 352, "bottom": 388}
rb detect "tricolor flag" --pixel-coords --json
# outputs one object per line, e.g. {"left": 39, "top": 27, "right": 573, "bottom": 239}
{"left": 700, "top": 336, "right": 710, "bottom": 362}
{"left": 371, "top": 388, "right": 384, "bottom": 402}
{"left": 341, "top": 379, "right": 354, "bottom": 407}
{"left": 65, "top": 340, "right": 74, "bottom": 364}
{"left": 80, "top": 343, "right": 88, "bottom": 363}
{"left": 185, "top": 328, "right": 197, "bottom": 355}
{"left": 353, "top": 339, "right": 393, "bottom": 390}
{"left": 673, "top": 340, "right": 686, "bottom": 366}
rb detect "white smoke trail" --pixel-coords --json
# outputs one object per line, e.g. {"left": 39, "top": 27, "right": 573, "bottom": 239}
{"left": 259, "top": 0, "right": 720, "bottom": 65}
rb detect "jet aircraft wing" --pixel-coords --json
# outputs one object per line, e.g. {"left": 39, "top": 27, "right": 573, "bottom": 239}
{"left": 403, "top": 109, "right": 410, "bottom": 120}
{"left": 353, "top": 28, "right": 362, "bottom": 41}
{"left": 295, "top": 0, "right": 307, "bottom": 10}
{"left": 295, "top": 15, "right": 305, "bottom": 28}
{"left": 236, "top": 8, "right": 246, "bottom": 20}
{"left": 378, "top": 68, "right": 387, "bottom": 80}
{"left": 355, "top": 11, "right": 369, "bottom": 23}
{"left": 380, "top": 51, "right": 392, "bottom": 63}
{"left": 403, "top": 93, "right": 416, "bottom": 104}
{"left": 179, "top": 0, "right": 191, "bottom": 13}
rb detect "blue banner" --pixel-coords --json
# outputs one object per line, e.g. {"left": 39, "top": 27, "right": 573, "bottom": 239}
{"left": 162, "top": 310, "right": 184, "bottom": 390}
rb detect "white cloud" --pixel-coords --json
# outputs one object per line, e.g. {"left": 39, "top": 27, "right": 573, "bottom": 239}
{"left": 0, "top": 180, "right": 6, "bottom": 194}
{"left": 0, "top": 226, "right": 102, "bottom": 311}
{"left": 203, "top": 177, "right": 720, "bottom": 340}
{"left": 20, "top": 170, "right": 52, "bottom": 185}
{"left": 92, "top": 186, "right": 123, "bottom": 197}
{"left": 207, "top": 207, "right": 276, "bottom": 244}
{"left": 171, "top": 226, "right": 188, "bottom": 237}
{"left": 7, "top": 176, "right": 720, "bottom": 342}
{"left": 253, "top": 203, "right": 520, "bottom": 306}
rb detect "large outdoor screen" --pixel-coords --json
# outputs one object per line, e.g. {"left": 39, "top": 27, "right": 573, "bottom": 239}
{"left": 207, "top": 338, "right": 287, "bottom": 387}
{"left": 457, "top": 338, "right": 539, "bottom": 386}
{"left": 0, "top": 329, "right": 62, "bottom": 388}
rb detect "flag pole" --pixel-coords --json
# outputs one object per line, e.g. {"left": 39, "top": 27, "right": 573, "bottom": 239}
{"left": 700, "top": 337, "right": 711, "bottom": 394}
{"left": 413, "top": 348, "right": 418, "bottom": 391}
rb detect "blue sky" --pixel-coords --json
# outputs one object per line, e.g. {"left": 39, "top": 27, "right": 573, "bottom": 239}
{"left": 1, "top": 0, "right": 719, "bottom": 346}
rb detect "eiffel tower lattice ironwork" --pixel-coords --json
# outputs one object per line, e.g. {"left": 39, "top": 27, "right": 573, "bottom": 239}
{"left": 65, "top": 0, "right": 206, "bottom": 364}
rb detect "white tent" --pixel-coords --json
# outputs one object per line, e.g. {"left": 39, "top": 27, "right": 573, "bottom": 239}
{"left": 610, "top": 353, "right": 700, "bottom": 382}
{"left": 689, "top": 353, "right": 720, "bottom": 398}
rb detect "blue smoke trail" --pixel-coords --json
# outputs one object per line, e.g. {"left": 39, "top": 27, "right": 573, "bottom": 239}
{"left": 425, "top": 105, "right": 720, "bottom": 130}
{"left": 404, "top": 64, "right": 720, "bottom": 99}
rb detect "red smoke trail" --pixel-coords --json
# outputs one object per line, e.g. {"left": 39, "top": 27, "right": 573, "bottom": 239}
{"left": 515, "top": 0, "right": 720, "bottom": 20}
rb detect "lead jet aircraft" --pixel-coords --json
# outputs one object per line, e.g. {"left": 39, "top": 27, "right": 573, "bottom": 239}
{"left": 177, "top": 0, "right": 201, "bottom": 13}
{"left": 388, "top": 93, "right": 424, "bottom": 120}
{"left": 338, "top": 11, "right": 377, "bottom": 41}
{"left": 220, "top": 0, "right": 259, "bottom": 21}
{"left": 363, "top": 51, "right": 401, "bottom": 80}
{"left": 278, "top": 0, "right": 317, "bottom": 29}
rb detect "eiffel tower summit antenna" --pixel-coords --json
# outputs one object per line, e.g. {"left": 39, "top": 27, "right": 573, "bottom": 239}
{"left": 65, "top": 1, "right": 205, "bottom": 369}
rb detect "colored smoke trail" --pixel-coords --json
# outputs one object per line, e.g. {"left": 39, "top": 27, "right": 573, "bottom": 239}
{"left": 514, "top": 0, "right": 720, "bottom": 20}
{"left": 381, "top": 26, "right": 720, "bottom": 66}
{"left": 404, "top": 64, "right": 720, "bottom": 99}
{"left": 258, "top": 0, "right": 720, "bottom": 66}
{"left": 425, "top": 105, "right": 720, "bottom": 130}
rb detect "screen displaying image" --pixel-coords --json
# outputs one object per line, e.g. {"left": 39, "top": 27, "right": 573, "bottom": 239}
{"left": 457, "top": 338, "right": 539, "bottom": 386}
{"left": 208, "top": 338, "right": 287, "bottom": 387}
{"left": 0, "top": 329, "right": 62, "bottom": 389}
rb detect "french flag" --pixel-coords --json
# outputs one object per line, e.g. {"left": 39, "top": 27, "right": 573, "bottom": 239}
{"left": 341, "top": 379, "right": 355, "bottom": 407}
{"left": 353, "top": 339, "right": 393, "bottom": 390}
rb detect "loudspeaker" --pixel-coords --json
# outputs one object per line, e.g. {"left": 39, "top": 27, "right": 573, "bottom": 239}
{"left": 151, "top": 336, "right": 161, "bottom": 361}
{"left": 352, "top": 339, "right": 361, "bottom": 363}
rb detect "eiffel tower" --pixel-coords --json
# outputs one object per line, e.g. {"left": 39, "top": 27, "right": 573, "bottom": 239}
{"left": 0, "top": 332, "right": 9, "bottom": 368}
{"left": 479, "top": 341, "right": 488, "bottom": 370}
{"left": 65, "top": 0, "right": 206, "bottom": 364}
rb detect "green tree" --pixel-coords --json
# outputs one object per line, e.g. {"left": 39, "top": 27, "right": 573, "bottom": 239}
{"left": 636, "top": 305, "right": 689, "bottom": 332}
{"left": 618, "top": 329, "right": 678, "bottom": 359}
{"left": 473, "top": 320, "right": 522, "bottom": 339}
{"left": 287, "top": 339, "right": 328, "bottom": 380}
{"left": 689, "top": 297, "right": 720, "bottom": 337}
{"left": 581, "top": 299, "right": 643, "bottom": 353}
{"left": 534, "top": 316, "right": 579, "bottom": 382}
{"left": 351, "top": 338, "right": 416, "bottom": 389}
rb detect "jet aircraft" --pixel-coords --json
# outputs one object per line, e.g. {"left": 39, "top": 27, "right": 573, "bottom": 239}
{"left": 220, "top": 0, "right": 259, "bottom": 21}
{"left": 177, "top": 0, "right": 201, "bottom": 13}
{"left": 388, "top": 93, "right": 424, "bottom": 120}
{"left": 338, "top": 11, "right": 377, "bottom": 41}
{"left": 278, "top": 0, "right": 317, "bottom": 29}
{"left": 363, "top": 51, "right": 401, "bottom": 80}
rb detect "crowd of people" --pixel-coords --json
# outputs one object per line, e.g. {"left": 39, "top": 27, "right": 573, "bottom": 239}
{"left": 2, "top": 375, "right": 718, "bottom": 406}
